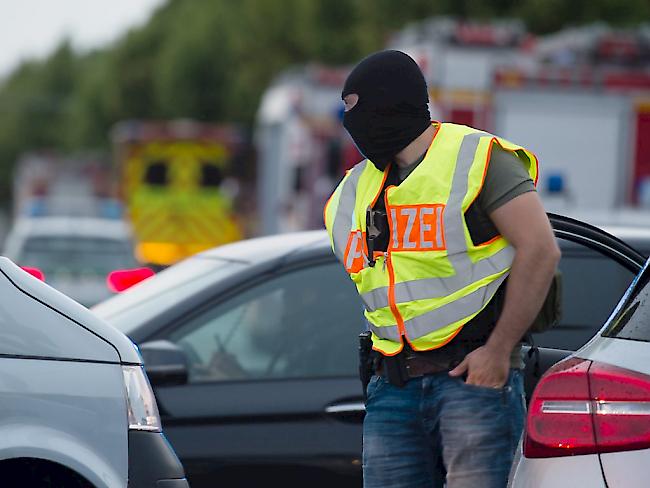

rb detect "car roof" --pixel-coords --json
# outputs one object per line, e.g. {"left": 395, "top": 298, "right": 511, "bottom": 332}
{"left": 8, "top": 217, "right": 132, "bottom": 240}
{"left": 198, "top": 229, "right": 329, "bottom": 264}
{"left": 601, "top": 225, "right": 650, "bottom": 243}
{"left": 196, "top": 221, "right": 650, "bottom": 266}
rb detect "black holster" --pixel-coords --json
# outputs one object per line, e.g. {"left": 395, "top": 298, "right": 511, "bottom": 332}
{"left": 382, "top": 353, "right": 409, "bottom": 387}
{"left": 358, "top": 331, "right": 375, "bottom": 401}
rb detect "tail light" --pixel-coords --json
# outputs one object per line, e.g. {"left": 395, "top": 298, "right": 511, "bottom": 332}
{"left": 21, "top": 266, "right": 45, "bottom": 281}
{"left": 107, "top": 267, "right": 155, "bottom": 293}
{"left": 525, "top": 358, "right": 650, "bottom": 458}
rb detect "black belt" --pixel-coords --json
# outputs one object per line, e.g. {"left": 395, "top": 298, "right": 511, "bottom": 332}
{"left": 375, "top": 280, "right": 506, "bottom": 386}
{"left": 376, "top": 335, "right": 482, "bottom": 383}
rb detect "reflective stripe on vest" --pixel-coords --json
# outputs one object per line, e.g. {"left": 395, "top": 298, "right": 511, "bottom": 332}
{"left": 367, "top": 272, "right": 508, "bottom": 341}
{"left": 330, "top": 161, "right": 368, "bottom": 265}
{"left": 360, "top": 245, "right": 514, "bottom": 312}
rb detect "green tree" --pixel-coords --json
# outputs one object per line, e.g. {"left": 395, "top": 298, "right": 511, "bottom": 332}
{"left": 0, "top": 0, "right": 649, "bottom": 206}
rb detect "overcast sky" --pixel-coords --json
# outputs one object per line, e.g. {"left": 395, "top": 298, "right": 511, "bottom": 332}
{"left": 0, "top": 0, "right": 166, "bottom": 77}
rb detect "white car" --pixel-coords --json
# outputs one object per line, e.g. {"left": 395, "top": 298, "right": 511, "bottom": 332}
{"left": 3, "top": 217, "right": 141, "bottom": 306}
{"left": 510, "top": 223, "right": 650, "bottom": 488}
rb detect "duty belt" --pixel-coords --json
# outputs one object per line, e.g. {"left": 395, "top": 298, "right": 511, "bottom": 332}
{"left": 376, "top": 339, "right": 479, "bottom": 384}
{"left": 374, "top": 279, "right": 506, "bottom": 387}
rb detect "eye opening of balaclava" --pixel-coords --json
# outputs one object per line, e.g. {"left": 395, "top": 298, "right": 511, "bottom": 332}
{"left": 342, "top": 50, "right": 431, "bottom": 171}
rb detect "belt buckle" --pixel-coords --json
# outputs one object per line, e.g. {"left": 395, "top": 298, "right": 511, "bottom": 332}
{"left": 405, "top": 352, "right": 454, "bottom": 378}
{"left": 404, "top": 360, "right": 423, "bottom": 379}
{"left": 404, "top": 355, "right": 431, "bottom": 378}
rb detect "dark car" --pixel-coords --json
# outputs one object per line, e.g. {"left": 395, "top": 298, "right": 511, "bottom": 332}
{"left": 91, "top": 214, "right": 649, "bottom": 488}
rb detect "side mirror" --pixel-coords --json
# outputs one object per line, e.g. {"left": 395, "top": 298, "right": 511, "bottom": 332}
{"left": 139, "top": 340, "right": 189, "bottom": 387}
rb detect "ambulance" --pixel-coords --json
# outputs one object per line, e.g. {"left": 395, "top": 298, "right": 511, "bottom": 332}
{"left": 112, "top": 120, "right": 243, "bottom": 266}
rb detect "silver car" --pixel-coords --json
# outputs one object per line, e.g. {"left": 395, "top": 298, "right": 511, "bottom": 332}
{"left": 511, "top": 224, "right": 650, "bottom": 488}
{"left": 0, "top": 257, "right": 188, "bottom": 486}
{"left": 3, "top": 216, "right": 140, "bottom": 306}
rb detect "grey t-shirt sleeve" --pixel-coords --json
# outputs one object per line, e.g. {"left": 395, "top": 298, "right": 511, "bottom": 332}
{"left": 477, "top": 145, "right": 536, "bottom": 215}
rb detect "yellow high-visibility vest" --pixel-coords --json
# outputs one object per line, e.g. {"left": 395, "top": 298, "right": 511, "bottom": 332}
{"left": 324, "top": 123, "right": 538, "bottom": 355}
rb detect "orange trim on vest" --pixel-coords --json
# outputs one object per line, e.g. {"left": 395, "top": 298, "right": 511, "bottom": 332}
{"left": 322, "top": 168, "right": 353, "bottom": 226}
{"left": 323, "top": 193, "right": 334, "bottom": 227}
{"left": 409, "top": 321, "right": 465, "bottom": 352}
{"left": 531, "top": 151, "right": 540, "bottom": 186}
{"left": 476, "top": 234, "right": 501, "bottom": 248}
{"left": 370, "top": 165, "right": 391, "bottom": 208}
{"left": 466, "top": 137, "right": 497, "bottom": 212}
{"left": 384, "top": 187, "right": 407, "bottom": 342}
{"left": 372, "top": 342, "right": 404, "bottom": 356}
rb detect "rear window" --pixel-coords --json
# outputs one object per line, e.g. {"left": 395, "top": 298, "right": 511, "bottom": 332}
{"left": 18, "top": 236, "right": 137, "bottom": 277}
{"left": 92, "top": 256, "right": 245, "bottom": 335}
{"left": 603, "top": 260, "right": 650, "bottom": 342}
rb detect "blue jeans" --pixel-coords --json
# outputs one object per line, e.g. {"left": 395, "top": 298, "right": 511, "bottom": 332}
{"left": 363, "top": 369, "right": 525, "bottom": 488}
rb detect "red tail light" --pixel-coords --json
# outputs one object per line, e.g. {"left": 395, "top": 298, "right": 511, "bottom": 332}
{"left": 525, "top": 358, "right": 650, "bottom": 458}
{"left": 21, "top": 266, "right": 45, "bottom": 281}
{"left": 107, "top": 267, "right": 155, "bottom": 293}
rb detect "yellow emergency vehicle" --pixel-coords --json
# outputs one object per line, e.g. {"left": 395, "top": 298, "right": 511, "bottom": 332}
{"left": 112, "top": 120, "right": 243, "bottom": 266}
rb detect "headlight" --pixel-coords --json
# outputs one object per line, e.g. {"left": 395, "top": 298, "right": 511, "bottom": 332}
{"left": 122, "top": 365, "right": 162, "bottom": 432}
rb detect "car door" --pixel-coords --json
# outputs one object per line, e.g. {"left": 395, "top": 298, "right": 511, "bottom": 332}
{"left": 145, "top": 215, "right": 646, "bottom": 488}
{"left": 150, "top": 259, "right": 366, "bottom": 488}
{"left": 522, "top": 214, "right": 647, "bottom": 397}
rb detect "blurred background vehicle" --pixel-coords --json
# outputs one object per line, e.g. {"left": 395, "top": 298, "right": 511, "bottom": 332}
{"left": 91, "top": 214, "right": 648, "bottom": 488}
{"left": 3, "top": 216, "right": 140, "bottom": 306}
{"left": 112, "top": 120, "right": 244, "bottom": 266}
{"left": 0, "top": 258, "right": 187, "bottom": 487}
{"left": 256, "top": 65, "right": 361, "bottom": 235}
{"left": 12, "top": 154, "right": 121, "bottom": 221}
{"left": 255, "top": 20, "right": 650, "bottom": 233}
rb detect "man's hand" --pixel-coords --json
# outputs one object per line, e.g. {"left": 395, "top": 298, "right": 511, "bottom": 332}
{"left": 448, "top": 343, "right": 511, "bottom": 388}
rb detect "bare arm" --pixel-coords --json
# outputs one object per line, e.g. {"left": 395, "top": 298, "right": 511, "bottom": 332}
{"left": 487, "top": 191, "right": 560, "bottom": 354}
{"left": 449, "top": 192, "right": 560, "bottom": 387}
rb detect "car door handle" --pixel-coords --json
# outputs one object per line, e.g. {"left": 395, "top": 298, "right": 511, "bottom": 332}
{"left": 325, "top": 401, "right": 366, "bottom": 415}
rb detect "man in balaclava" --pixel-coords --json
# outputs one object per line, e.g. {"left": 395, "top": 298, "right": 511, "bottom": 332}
{"left": 324, "top": 50, "right": 560, "bottom": 487}
{"left": 341, "top": 50, "right": 431, "bottom": 172}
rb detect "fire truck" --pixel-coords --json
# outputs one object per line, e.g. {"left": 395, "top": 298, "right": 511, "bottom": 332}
{"left": 256, "top": 20, "right": 534, "bottom": 234}
{"left": 256, "top": 65, "right": 361, "bottom": 234}
{"left": 256, "top": 19, "right": 650, "bottom": 235}
{"left": 12, "top": 153, "right": 118, "bottom": 219}
{"left": 389, "top": 17, "right": 533, "bottom": 130}
{"left": 491, "top": 26, "right": 650, "bottom": 211}
{"left": 392, "top": 20, "right": 650, "bottom": 212}
{"left": 112, "top": 120, "right": 243, "bottom": 266}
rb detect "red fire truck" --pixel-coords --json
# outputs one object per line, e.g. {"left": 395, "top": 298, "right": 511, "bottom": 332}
{"left": 393, "top": 20, "right": 650, "bottom": 212}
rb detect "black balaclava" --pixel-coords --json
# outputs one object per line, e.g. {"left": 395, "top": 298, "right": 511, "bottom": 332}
{"left": 342, "top": 50, "right": 431, "bottom": 171}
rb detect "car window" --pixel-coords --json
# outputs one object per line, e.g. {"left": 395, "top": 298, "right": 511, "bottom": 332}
{"left": 93, "top": 256, "right": 245, "bottom": 335}
{"left": 18, "top": 236, "right": 137, "bottom": 277}
{"left": 603, "top": 260, "right": 650, "bottom": 342}
{"left": 167, "top": 262, "right": 364, "bottom": 383}
{"left": 532, "top": 247, "right": 636, "bottom": 351}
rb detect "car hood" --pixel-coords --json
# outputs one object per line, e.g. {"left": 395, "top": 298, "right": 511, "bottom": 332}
{"left": 0, "top": 257, "right": 141, "bottom": 364}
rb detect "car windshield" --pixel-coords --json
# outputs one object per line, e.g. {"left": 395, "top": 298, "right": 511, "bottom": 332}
{"left": 18, "top": 236, "right": 137, "bottom": 277}
{"left": 603, "top": 258, "right": 650, "bottom": 342}
{"left": 92, "top": 255, "right": 246, "bottom": 335}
